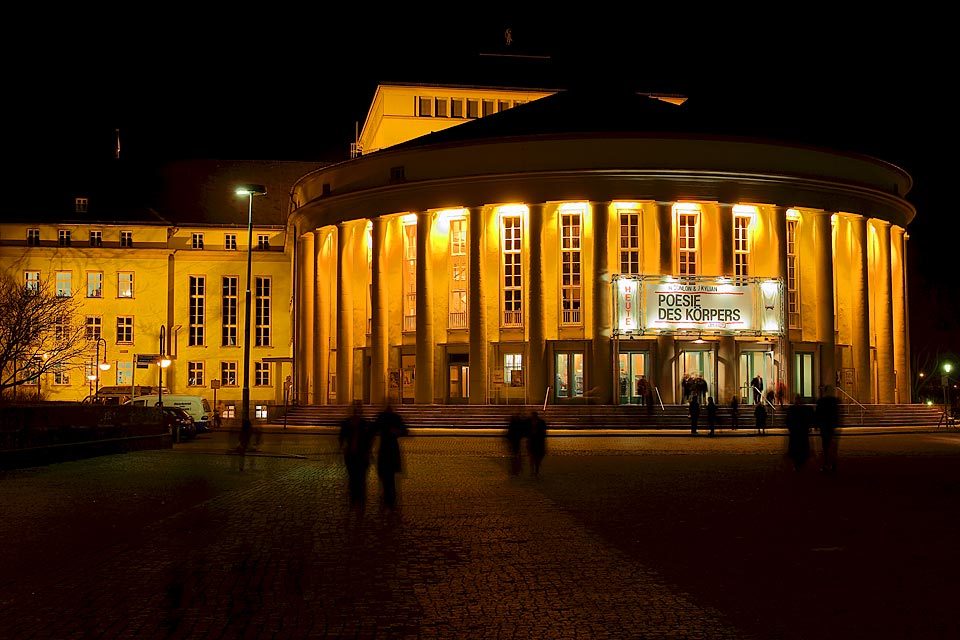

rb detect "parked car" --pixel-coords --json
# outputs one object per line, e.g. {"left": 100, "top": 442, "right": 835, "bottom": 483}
{"left": 127, "top": 395, "right": 213, "bottom": 433}
{"left": 161, "top": 407, "right": 197, "bottom": 441}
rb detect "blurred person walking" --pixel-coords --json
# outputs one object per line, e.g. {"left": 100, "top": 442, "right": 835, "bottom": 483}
{"left": 689, "top": 395, "right": 700, "bottom": 435}
{"left": 815, "top": 387, "right": 841, "bottom": 473}
{"left": 374, "top": 400, "right": 409, "bottom": 510}
{"left": 754, "top": 401, "right": 767, "bottom": 435}
{"left": 785, "top": 396, "right": 812, "bottom": 471}
{"left": 527, "top": 410, "right": 548, "bottom": 477}
{"left": 505, "top": 410, "right": 527, "bottom": 476}
{"left": 339, "top": 400, "right": 373, "bottom": 509}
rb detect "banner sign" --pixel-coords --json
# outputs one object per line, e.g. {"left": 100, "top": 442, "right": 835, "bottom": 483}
{"left": 614, "top": 275, "right": 783, "bottom": 336}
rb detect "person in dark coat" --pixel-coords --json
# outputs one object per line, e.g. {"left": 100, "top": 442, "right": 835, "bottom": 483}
{"left": 706, "top": 396, "right": 719, "bottom": 436}
{"left": 505, "top": 410, "right": 527, "bottom": 475}
{"left": 374, "top": 400, "right": 409, "bottom": 509}
{"left": 751, "top": 375, "right": 764, "bottom": 404}
{"left": 815, "top": 387, "right": 841, "bottom": 473}
{"left": 754, "top": 401, "right": 767, "bottom": 435}
{"left": 339, "top": 400, "right": 373, "bottom": 508}
{"left": 526, "top": 411, "right": 547, "bottom": 476}
{"left": 785, "top": 396, "right": 812, "bottom": 471}
{"left": 689, "top": 395, "right": 700, "bottom": 435}
{"left": 730, "top": 395, "right": 740, "bottom": 430}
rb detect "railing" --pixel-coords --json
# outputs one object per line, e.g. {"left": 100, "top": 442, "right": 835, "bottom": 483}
{"left": 503, "top": 310, "right": 522, "bottom": 326}
{"left": 835, "top": 386, "right": 866, "bottom": 425}
{"left": 403, "top": 315, "right": 416, "bottom": 332}
{"left": 448, "top": 312, "right": 467, "bottom": 329}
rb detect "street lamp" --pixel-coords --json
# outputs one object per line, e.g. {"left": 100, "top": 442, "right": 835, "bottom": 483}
{"left": 235, "top": 183, "right": 267, "bottom": 446}
{"left": 94, "top": 336, "right": 111, "bottom": 397}
{"left": 158, "top": 325, "right": 173, "bottom": 440}
{"left": 945, "top": 362, "right": 954, "bottom": 413}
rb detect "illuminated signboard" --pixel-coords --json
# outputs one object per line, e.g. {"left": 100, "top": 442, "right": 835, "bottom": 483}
{"left": 614, "top": 275, "right": 783, "bottom": 336}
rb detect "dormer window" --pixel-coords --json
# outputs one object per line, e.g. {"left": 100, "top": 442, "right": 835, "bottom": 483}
{"left": 58, "top": 229, "right": 71, "bottom": 246}
{"left": 192, "top": 233, "right": 204, "bottom": 250}
{"left": 75, "top": 198, "right": 88, "bottom": 214}
{"left": 89, "top": 230, "right": 102, "bottom": 247}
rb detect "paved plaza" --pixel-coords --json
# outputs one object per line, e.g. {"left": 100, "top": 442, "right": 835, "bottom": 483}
{"left": 1, "top": 428, "right": 959, "bottom": 639}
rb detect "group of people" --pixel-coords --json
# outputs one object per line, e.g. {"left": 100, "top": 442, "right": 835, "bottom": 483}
{"left": 505, "top": 409, "right": 548, "bottom": 476}
{"left": 681, "top": 373, "right": 709, "bottom": 404}
{"left": 338, "top": 399, "right": 409, "bottom": 511}
{"left": 785, "top": 389, "right": 841, "bottom": 472}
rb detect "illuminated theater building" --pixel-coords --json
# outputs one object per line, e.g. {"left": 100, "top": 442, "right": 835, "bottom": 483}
{"left": 289, "top": 83, "right": 914, "bottom": 407}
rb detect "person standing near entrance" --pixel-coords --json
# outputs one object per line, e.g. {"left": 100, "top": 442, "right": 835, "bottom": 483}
{"left": 751, "top": 374, "right": 764, "bottom": 404}
{"left": 706, "top": 396, "right": 718, "bottom": 436}
{"left": 689, "top": 395, "right": 700, "bottom": 435}
{"left": 637, "top": 375, "right": 648, "bottom": 407}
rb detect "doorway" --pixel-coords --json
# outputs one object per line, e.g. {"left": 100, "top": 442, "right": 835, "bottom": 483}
{"left": 618, "top": 351, "right": 648, "bottom": 405}
{"left": 794, "top": 352, "right": 815, "bottom": 402}
{"left": 447, "top": 353, "right": 469, "bottom": 404}
{"left": 555, "top": 352, "right": 584, "bottom": 401}
{"left": 679, "top": 349, "right": 715, "bottom": 404}
{"left": 740, "top": 350, "right": 775, "bottom": 404}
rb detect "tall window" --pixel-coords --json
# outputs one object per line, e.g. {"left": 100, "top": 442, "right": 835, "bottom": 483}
{"left": 255, "top": 276, "right": 271, "bottom": 347}
{"left": 257, "top": 234, "right": 270, "bottom": 250}
{"left": 255, "top": 361, "right": 271, "bottom": 386}
{"left": 188, "top": 361, "right": 205, "bottom": 386}
{"left": 25, "top": 271, "right": 40, "bottom": 292}
{"left": 482, "top": 99, "right": 495, "bottom": 116}
{"left": 504, "top": 353, "right": 523, "bottom": 386}
{"left": 222, "top": 276, "right": 238, "bottom": 346}
{"left": 501, "top": 214, "right": 523, "bottom": 326}
{"left": 220, "top": 361, "right": 238, "bottom": 386}
{"left": 466, "top": 99, "right": 479, "bottom": 118}
{"left": 451, "top": 98, "right": 464, "bottom": 118}
{"left": 787, "top": 218, "right": 800, "bottom": 328}
{"left": 449, "top": 217, "right": 467, "bottom": 329}
{"left": 86, "top": 272, "right": 103, "bottom": 298}
{"left": 120, "top": 231, "right": 133, "bottom": 247}
{"left": 55, "top": 315, "right": 68, "bottom": 341}
{"left": 89, "top": 230, "right": 102, "bottom": 247}
{"left": 189, "top": 276, "right": 205, "bottom": 346}
{"left": 116, "top": 316, "right": 133, "bottom": 343}
{"left": 435, "top": 97, "right": 448, "bottom": 117}
{"left": 55, "top": 271, "right": 72, "bottom": 297}
{"left": 403, "top": 222, "right": 417, "bottom": 332}
{"left": 192, "top": 233, "right": 204, "bottom": 250}
{"left": 27, "top": 229, "right": 40, "bottom": 246}
{"left": 561, "top": 211, "right": 582, "bottom": 325}
{"left": 418, "top": 96, "right": 432, "bottom": 116}
{"left": 118, "top": 272, "right": 134, "bottom": 298}
{"left": 54, "top": 363, "right": 70, "bottom": 385}
{"left": 117, "top": 361, "right": 132, "bottom": 386}
{"left": 225, "top": 233, "right": 237, "bottom": 250}
{"left": 619, "top": 209, "right": 641, "bottom": 274}
{"left": 677, "top": 210, "right": 699, "bottom": 278}
{"left": 58, "top": 229, "right": 71, "bottom": 246}
{"left": 366, "top": 224, "right": 373, "bottom": 335}
{"left": 734, "top": 214, "right": 751, "bottom": 281}
{"left": 85, "top": 316, "right": 102, "bottom": 340}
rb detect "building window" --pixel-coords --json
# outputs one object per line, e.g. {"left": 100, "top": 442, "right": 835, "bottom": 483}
{"left": 27, "top": 229, "right": 40, "bottom": 246}
{"left": 118, "top": 272, "right": 134, "bottom": 298}
{"left": 734, "top": 214, "right": 751, "bottom": 281}
{"left": 117, "top": 361, "right": 132, "bottom": 386}
{"left": 86, "top": 272, "right": 103, "bottom": 298}
{"left": 403, "top": 222, "right": 417, "bottom": 332}
{"left": 120, "top": 231, "right": 133, "bottom": 247}
{"left": 25, "top": 271, "right": 40, "bottom": 292}
{"left": 366, "top": 224, "right": 373, "bottom": 335}
{"left": 482, "top": 99, "right": 495, "bottom": 116}
{"left": 255, "top": 276, "right": 271, "bottom": 347}
{"left": 221, "top": 361, "right": 238, "bottom": 386}
{"left": 619, "top": 209, "right": 641, "bottom": 275}
{"left": 85, "top": 316, "right": 102, "bottom": 340}
{"left": 116, "top": 316, "right": 133, "bottom": 344}
{"left": 255, "top": 405, "right": 268, "bottom": 419}
{"left": 188, "top": 361, "right": 205, "bottom": 386}
{"left": 55, "top": 315, "right": 68, "bottom": 341}
{"left": 449, "top": 217, "right": 468, "bottom": 329}
{"left": 58, "top": 229, "right": 71, "bottom": 246}
{"left": 54, "top": 363, "right": 70, "bottom": 385}
{"left": 255, "top": 361, "right": 271, "bottom": 386}
{"left": 55, "top": 271, "right": 72, "bottom": 297}
{"left": 418, "top": 96, "right": 432, "bottom": 117}
{"left": 192, "top": 233, "right": 204, "bottom": 250}
{"left": 498, "top": 100, "right": 511, "bottom": 112}
{"left": 451, "top": 98, "right": 464, "bottom": 118}
{"left": 787, "top": 217, "right": 800, "bottom": 328}
{"left": 504, "top": 353, "right": 523, "bottom": 386}
{"left": 435, "top": 98, "right": 448, "bottom": 117}
{"left": 257, "top": 234, "right": 269, "bottom": 250}
{"left": 677, "top": 210, "right": 699, "bottom": 278}
{"left": 222, "top": 276, "right": 238, "bottom": 346}
{"left": 501, "top": 214, "right": 523, "bottom": 327}
{"left": 75, "top": 198, "right": 88, "bottom": 213}
{"left": 225, "top": 233, "right": 237, "bottom": 250}
{"left": 561, "top": 211, "right": 582, "bottom": 325}
{"left": 89, "top": 230, "right": 102, "bottom": 247}
{"left": 189, "top": 276, "right": 205, "bottom": 346}
{"left": 466, "top": 99, "right": 479, "bottom": 118}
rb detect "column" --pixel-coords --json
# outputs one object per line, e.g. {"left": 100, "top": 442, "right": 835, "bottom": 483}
{"left": 468, "top": 206, "right": 487, "bottom": 404}
{"left": 719, "top": 203, "right": 734, "bottom": 275}
{"left": 591, "top": 201, "right": 613, "bottom": 404}
{"left": 370, "top": 217, "right": 387, "bottom": 406}
{"left": 527, "top": 203, "right": 546, "bottom": 404}
{"left": 655, "top": 201, "right": 674, "bottom": 403}
{"left": 813, "top": 211, "right": 836, "bottom": 396}
{"left": 902, "top": 231, "right": 912, "bottom": 402}
{"left": 336, "top": 222, "right": 353, "bottom": 404}
{"left": 773, "top": 206, "right": 790, "bottom": 398}
{"left": 874, "top": 220, "right": 895, "bottom": 403}
{"left": 851, "top": 216, "right": 871, "bottom": 402}
{"left": 316, "top": 229, "right": 331, "bottom": 405}
{"left": 415, "top": 210, "right": 434, "bottom": 404}
{"left": 656, "top": 201, "right": 672, "bottom": 274}
{"left": 298, "top": 232, "right": 315, "bottom": 404}
{"left": 891, "top": 226, "right": 908, "bottom": 404}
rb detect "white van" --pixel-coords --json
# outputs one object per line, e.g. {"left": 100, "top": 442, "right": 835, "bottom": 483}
{"left": 126, "top": 395, "right": 214, "bottom": 432}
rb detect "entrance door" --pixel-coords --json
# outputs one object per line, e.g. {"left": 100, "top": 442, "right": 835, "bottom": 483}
{"left": 618, "top": 352, "right": 648, "bottom": 404}
{"left": 794, "top": 352, "right": 815, "bottom": 402}
{"left": 400, "top": 354, "right": 416, "bottom": 404}
{"left": 740, "top": 351, "right": 775, "bottom": 404}
{"left": 679, "top": 349, "right": 715, "bottom": 404}
{"left": 555, "top": 352, "right": 585, "bottom": 401}
{"left": 448, "top": 354, "right": 469, "bottom": 404}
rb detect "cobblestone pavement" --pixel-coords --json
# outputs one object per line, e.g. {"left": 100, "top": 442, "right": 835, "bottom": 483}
{"left": 2, "top": 430, "right": 959, "bottom": 639}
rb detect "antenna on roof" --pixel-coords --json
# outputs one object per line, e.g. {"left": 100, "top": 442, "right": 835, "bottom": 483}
{"left": 479, "top": 26, "right": 551, "bottom": 60}
{"left": 350, "top": 121, "right": 362, "bottom": 159}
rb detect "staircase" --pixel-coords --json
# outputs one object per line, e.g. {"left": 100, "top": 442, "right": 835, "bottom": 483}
{"left": 273, "top": 402, "right": 946, "bottom": 431}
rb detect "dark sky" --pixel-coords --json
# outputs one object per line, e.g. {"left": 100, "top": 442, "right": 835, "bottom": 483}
{"left": 12, "top": 11, "right": 958, "bottom": 357}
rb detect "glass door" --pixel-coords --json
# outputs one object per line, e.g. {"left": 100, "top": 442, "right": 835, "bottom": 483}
{"left": 794, "top": 352, "right": 815, "bottom": 402}
{"left": 555, "top": 352, "right": 584, "bottom": 400}
{"left": 680, "top": 349, "right": 715, "bottom": 404}
{"left": 618, "top": 352, "right": 648, "bottom": 404}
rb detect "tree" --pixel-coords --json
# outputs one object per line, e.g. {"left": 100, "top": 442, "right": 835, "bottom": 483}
{"left": 0, "top": 272, "right": 90, "bottom": 397}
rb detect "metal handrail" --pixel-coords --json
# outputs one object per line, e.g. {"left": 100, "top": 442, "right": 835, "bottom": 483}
{"left": 835, "top": 385, "right": 865, "bottom": 425}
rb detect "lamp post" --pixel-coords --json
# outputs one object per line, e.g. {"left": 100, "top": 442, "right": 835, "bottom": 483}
{"left": 158, "top": 325, "right": 173, "bottom": 440}
{"left": 235, "top": 184, "right": 267, "bottom": 447}
{"left": 94, "top": 336, "right": 111, "bottom": 397}
{"left": 945, "top": 363, "right": 954, "bottom": 413}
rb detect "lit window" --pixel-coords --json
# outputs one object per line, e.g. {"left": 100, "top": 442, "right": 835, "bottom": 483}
{"left": 221, "top": 361, "right": 238, "bottom": 386}
{"left": 505, "top": 353, "right": 523, "bottom": 386}
{"left": 403, "top": 222, "right": 417, "bottom": 332}
{"left": 225, "top": 233, "right": 237, "bottom": 250}
{"left": 120, "top": 231, "right": 133, "bottom": 247}
{"left": 189, "top": 276, "right": 205, "bottom": 346}
{"left": 117, "top": 316, "right": 133, "bottom": 343}
{"left": 255, "top": 405, "right": 268, "bottom": 419}
{"left": 188, "top": 361, "right": 205, "bottom": 386}
{"left": 58, "top": 229, "right": 71, "bottom": 247}
{"left": 118, "top": 272, "right": 134, "bottom": 298}
{"left": 222, "top": 276, "right": 238, "bottom": 346}
{"left": 192, "top": 233, "right": 204, "bottom": 250}
{"left": 677, "top": 210, "right": 699, "bottom": 278}
{"left": 53, "top": 363, "right": 70, "bottom": 385}
{"left": 56, "top": 271, "right": 72, "bottom": 297}
{"left": 501, "top": 214, "right": 523, "bottom": 327}
{"left": 89, "top": 230, "right": 102, "bottom": 247}
{"left": 25, "top": 271, "right": 40, "bottom": 292}
{"left": 734, "top": 214, "right": 751, "bottom": 282}
{"left": 619, "top": 209, "right": 641, "bottom": 274}
{"left": 87, "top": 272, "right": 103, "bottom": 298}
{"left": 117, "top": 361, "right": 133, "bottom": 386}
{"left": 561, "top": 211, "right": 582, "bottom": 325}
{"left": 787, "top": 218, "right": 800, "bottom": 328}
{"left": 27, "top": 229, "right": 40, "bottom": 246}
{"left": 449, "top": 218, "right": 468, "bottom": 329}
{"left": 255, "top": 276, "right": 271, "bottom": 347}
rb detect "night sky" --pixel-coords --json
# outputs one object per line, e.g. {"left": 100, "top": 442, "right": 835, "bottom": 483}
{"left": 12, "top": 12, "right": 957, "bottom": 359}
